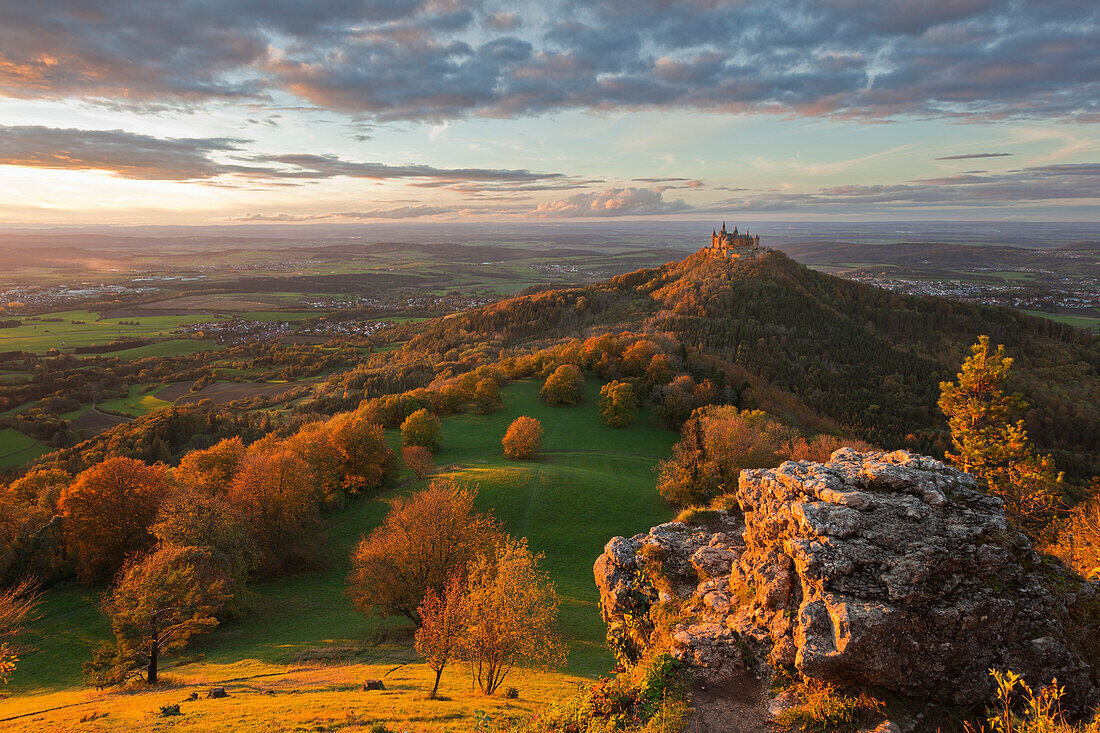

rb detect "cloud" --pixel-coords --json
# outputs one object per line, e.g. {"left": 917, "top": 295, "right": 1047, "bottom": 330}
{"left": 0, "top": 125, "right": 570, "bottom": 187}
{"left": 935, "top": 152, "right": 1014, "bottom": 160}
{"left": 0, "top": 125, "right": 246, "bottom": 180}
{"left": 225, "top": 206, "right": 453, "bottom": 221}
{"left": 718, "top": 163, "right": 1100, "bottom": 211}
{"left": 0, "top": 0, "right": 1094, "bottom": 121}
{"left": 530, "top": 187, "right": 692, "bottom": 217}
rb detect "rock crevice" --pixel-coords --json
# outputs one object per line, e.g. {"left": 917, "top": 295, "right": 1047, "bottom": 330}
{"left": 595, "top": 449, "right": 1096, "bottom": 710}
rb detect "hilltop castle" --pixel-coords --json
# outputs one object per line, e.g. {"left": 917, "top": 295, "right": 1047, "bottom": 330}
{"left": 704, "top": 222, "right": 762, "bottom": 259}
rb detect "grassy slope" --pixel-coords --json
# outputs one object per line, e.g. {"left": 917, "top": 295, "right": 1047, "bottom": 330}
{"left": 0, "top": 428, "right": 50, "bottom": 468}
{"left": 0, "top": 379, "right": 676, "bottom": 728}
{"left": 95, "top": 384, "right": 175, "bottom": 417}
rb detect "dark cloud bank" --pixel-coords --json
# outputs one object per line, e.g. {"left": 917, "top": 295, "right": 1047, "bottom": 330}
{"left": 0, "top": 0, "right": 1095, "bottom": 122}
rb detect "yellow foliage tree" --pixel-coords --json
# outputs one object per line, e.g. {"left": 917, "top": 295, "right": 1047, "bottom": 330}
{"left": 458, "top": 537, "right": 565, "bottom": 695}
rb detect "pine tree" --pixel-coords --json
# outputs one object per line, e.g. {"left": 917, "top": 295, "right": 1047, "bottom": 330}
{"left": 939, "top": 336, "right": 1062, "bottom": 533}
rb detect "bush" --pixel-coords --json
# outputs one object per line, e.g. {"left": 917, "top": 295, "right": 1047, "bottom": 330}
{"left": 502, "top": 416, "right": 543, "bottom": 460}
{"left": 774, "top": 679, "right": 884, "bottom": 733}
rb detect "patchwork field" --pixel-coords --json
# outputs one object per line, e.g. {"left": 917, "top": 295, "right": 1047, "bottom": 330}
{"left": 0, "top": 379, "right": 678, "bottom": 730}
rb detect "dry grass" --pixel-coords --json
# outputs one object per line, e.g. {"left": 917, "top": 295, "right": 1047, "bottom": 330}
{"left": 774, "top": 679, "right": 885, "bottom": 732}
{"left": 0, "top": 659, "right": 587, "bottom": 732}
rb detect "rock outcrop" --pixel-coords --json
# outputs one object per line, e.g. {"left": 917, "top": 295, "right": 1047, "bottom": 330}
{"left": 595, "top": 449, "right": 1097, "bottom": 711}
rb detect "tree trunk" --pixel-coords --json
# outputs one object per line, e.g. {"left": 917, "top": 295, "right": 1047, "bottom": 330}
{"left": 147, "top": 641, "right": 159, "bottom": 685}
{"left": 430, "top": 667, "right": 443, "bottom": 699}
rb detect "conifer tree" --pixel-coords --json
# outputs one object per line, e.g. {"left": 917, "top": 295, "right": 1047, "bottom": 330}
{"left": 939, "top": 336, "right": 1062, "bottom": 533}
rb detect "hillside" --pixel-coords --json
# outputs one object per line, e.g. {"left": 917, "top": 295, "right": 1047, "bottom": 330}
{"left": 397, "top": 249, "right": 1100, "bottom": 481}
{"left": 0, "top": 379, "right": 678, "bottom": 729}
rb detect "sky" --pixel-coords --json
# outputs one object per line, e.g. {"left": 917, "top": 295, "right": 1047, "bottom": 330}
{"left": 0, "top": 0, "right": 1097, "bottom": 226}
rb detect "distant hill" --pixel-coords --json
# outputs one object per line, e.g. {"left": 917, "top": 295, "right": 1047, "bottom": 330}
{"left": 404, "top": 249, "right": 1100, "bottom": 480}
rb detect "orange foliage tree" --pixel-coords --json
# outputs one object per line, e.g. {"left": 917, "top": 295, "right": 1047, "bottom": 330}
{"left": 347, "top": 479, "right": 500, "bottom": 625}
{"left": 174, "top": 437, "right": 245, "bottom": 494}
{"left": 458, "top": 537, "right": 565, "bottom": 695}
{"left": 58, "top": 457, "right": 171, "bottom": 583}
{"left": 473, "top": 378, "right": 503, "bottom": 414}
{"left": 402, "top": 445, "right": 436, "bottom": 479}
{"left": 540, "top": 364, "right": 584, "bottom": 405}
{"left": 0, "top": 579, "right": 40, "bottom": 685}
{"left": 415, "top": 573, "right": 467, "bottom": 699}
{"left": 227, "top": 450, "right": 322, "bottom": 577}
{"left": 328, "top": 409, "right": 395, "bottom": 494}
{"left": 502, "top": 416, "right": 543, "bottom": 460}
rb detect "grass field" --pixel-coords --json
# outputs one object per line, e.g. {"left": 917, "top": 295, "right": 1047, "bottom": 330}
{"left": 1023, "top": 309, "right": 1100, "bottom": 331}
{"left": 0, "top": 378, "right": 678, "bottom": 729}
{"left": 86, "top": 338, "right": 218, "bottom": 360}
{"left": 95, "top": 384, "right": 176, "bottom": 417}
{"left": 0, "top": 311, "right": 214, "bottom": 354}
{"left": 0, "top": 427, "right": 49, "bottom": 468}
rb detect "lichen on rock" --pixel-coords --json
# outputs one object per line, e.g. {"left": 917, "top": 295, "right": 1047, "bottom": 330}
{"left": 594, "top": 449, "right": 1098, "bottom": 712}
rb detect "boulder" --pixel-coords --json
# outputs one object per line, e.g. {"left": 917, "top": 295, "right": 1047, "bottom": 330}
{"left": 595, "top": 449, "right": 1097, "bottom": 712}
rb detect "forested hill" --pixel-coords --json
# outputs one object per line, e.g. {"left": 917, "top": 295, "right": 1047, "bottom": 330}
{"left": 406, "top": 249, "right": 1100, "bottom": 481}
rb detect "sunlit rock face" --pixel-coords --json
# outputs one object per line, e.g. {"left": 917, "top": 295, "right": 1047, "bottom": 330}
{"left": 595, "top": 449, "right": 1097, "bottom": 712}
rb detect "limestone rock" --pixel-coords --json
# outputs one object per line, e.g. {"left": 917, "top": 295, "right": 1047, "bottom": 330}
{"left": 594, "top": 449, "right": 1097, "bottom": 712}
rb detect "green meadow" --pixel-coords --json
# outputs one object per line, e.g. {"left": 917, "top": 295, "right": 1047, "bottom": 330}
{"left": 9, "top": 378, "right": 678, "bottom": 693}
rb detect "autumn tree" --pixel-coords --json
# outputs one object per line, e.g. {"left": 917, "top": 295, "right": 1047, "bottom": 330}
{"left": 401, "top": 408, "right": 443, "bottom": 453}
{"left": 328, "top": 409, "right": 395, "bottom": 495}
{"left": 620, "top": 340, "right": 661, "bottom": 377}
{"left": 502, "top": 416, "right": 543, "bottom": 460}
{"left": 656, "top": 406, "right": 795, "bottom": 507}
{"left": 8, "top": 466, "right": 71, "bottom": 510}
{"left": 151, "top": 489, "right": 255, "bottom": 613}
{"left": 540, "top": 364, "right": 584, "bottom": 405}
{"left": 402, "top": 446, "right": 436, "bottom": 479}
{"left": 473, "top": 378, "right": 503, "bottom": 414}
{"left": 1051, "top": 493, "right": 1100, "bottom": 580}
{"left": 458, "top": 537, "right": 565, "bottom": 695}
{"left": 598, "top": 380, "right": 638, "bottom": 428}
{"left": 84, "top": 545, "right": 232, "bottom": 687}
{"left": 415, "top": 573, "right": 467, "bottom": 699}
{"left": 175, "top": 437, "right": 245, "bottom": 494}
{"left": 0, "top": 579, "right": 40, "bottom": 685}
{"left": 939, "top": 336, "right": 1062, "bottom": 533}
{"left": 347, "top": 479, "right": 499, "bottom": 625}
{"left": 226, "top": 450, "right": 322, "bottom": 577}
{"left": 59, "top": 457, "right": 172, "bottom": 583}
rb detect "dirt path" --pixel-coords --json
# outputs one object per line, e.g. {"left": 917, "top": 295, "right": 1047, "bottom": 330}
{"left": 686, "top": 671, "right": 771, "bottom": 733}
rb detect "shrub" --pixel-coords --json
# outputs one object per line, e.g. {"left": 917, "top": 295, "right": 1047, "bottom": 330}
{"left": 401, "top": 408, "right": 442, "bottom": 453}
{"left": 674, "top": 506, "right": 724, "bottom": 528}
{"left": 774, "top": 679, "right": 884, "bottom": 732}
{"left": 502, "top": 416, "right": 543, "bottom": 460}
